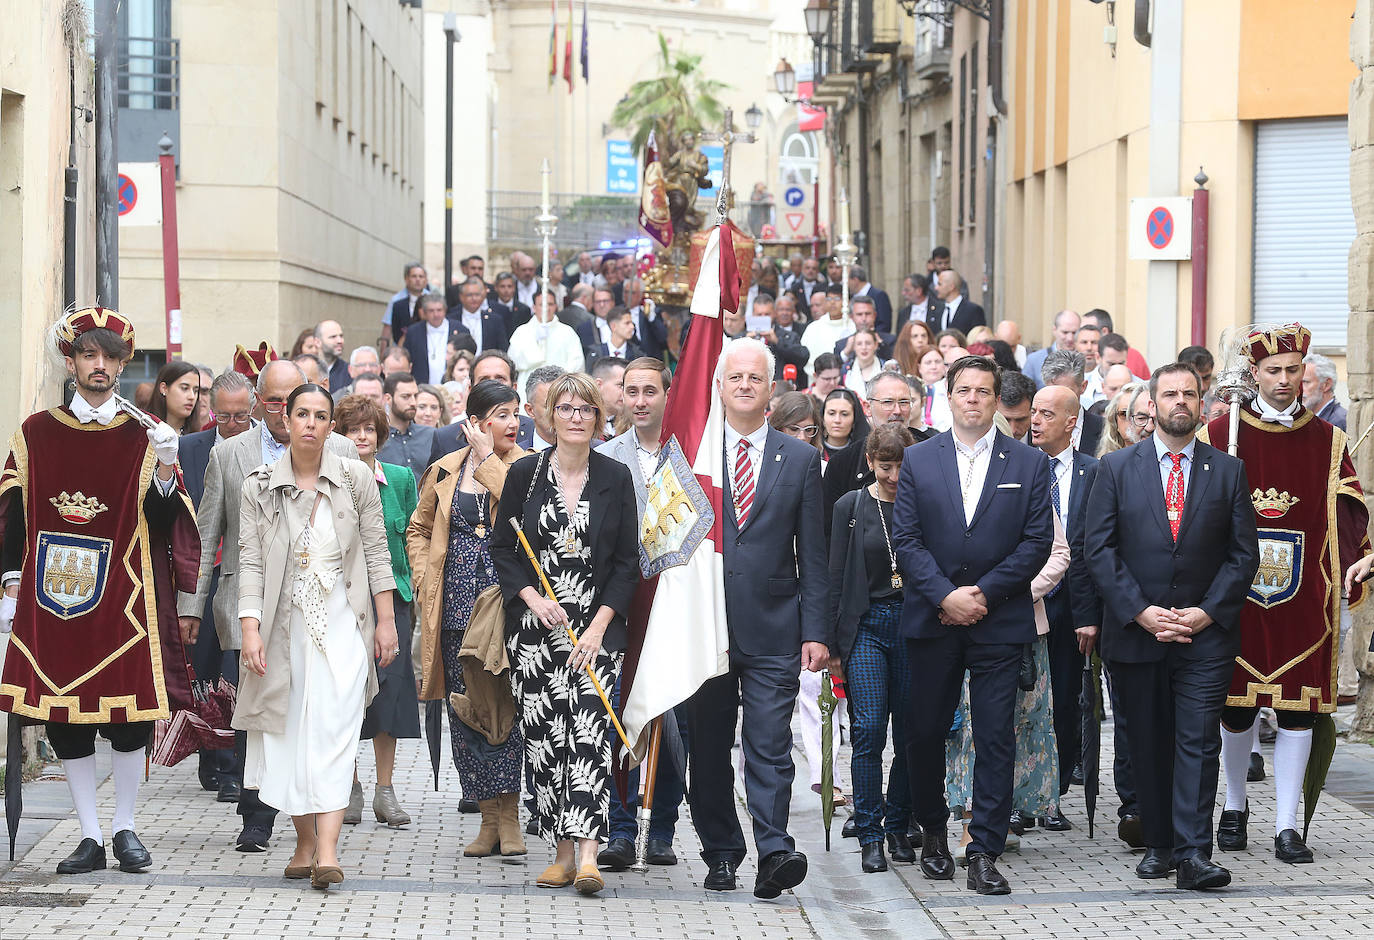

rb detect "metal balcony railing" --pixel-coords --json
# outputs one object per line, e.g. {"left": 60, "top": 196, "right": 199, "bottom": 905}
{"left": 117, "top": 36, "right": 180, "bottom": 111}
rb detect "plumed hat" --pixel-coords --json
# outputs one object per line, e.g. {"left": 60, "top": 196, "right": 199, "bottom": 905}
{"left": 55, "top": 307, "right": 136, "bottom": 358}
{"left": 1244, "top": 323, "right": 1311, "bottom": 364}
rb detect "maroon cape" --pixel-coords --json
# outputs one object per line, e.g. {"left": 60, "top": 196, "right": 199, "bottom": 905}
{"left": 1203, "top": 406, "right": 1369, "bottom": 713}
{"left": 0, "top": 408, "right": 198, "bottom": 723}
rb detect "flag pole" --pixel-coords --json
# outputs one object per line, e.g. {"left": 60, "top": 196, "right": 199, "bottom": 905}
{"left": 629, "top": 714, "right": 662, "bottom": 872}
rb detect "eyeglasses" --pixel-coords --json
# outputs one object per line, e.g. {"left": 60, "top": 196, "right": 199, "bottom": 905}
{"left": 786, "top": 424, "right": 819, "bottom": 439}
{"left": 213, "top": 412, "right": 253, "bottom": 425}
{"left": 554, "top": 403, "right": 598, "bottom": 420}
{"left": 261, "top": 399, "right": 287, "bottom": 414}
{"left": 871, "top": 398, "right": 914, "bottom": 410}
{"left": 1130, "top": 412, "right": 1155, "bottom": 427}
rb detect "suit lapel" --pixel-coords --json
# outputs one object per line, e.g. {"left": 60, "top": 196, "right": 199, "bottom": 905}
{"left": 1068, "top": 451, "right": 1090, "bottom": 521}
{"left": 1174, "top": 441, "right": 1214, "bottom": 543}
{"left": 968, "top": 432, "right": 1011, "bottom": 528}
{"left": 1134, "top": 442, "right": 1173, "bottom": 542}
{"left": 937, "top": 435, "right": 964, "bottom": 521}
{"left": 740, "top": 430, "right": 785, "bottom": 532}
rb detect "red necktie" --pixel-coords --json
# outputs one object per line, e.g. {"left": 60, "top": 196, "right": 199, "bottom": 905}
{"left": 1165, "top": 452, "right": 1184, "bottom": 541}
{"left": 733, "top": 439, "right": 755, "bottom": 526}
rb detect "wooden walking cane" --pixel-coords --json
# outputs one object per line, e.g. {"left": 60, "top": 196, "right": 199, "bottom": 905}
{"left": 508, "top": 519, "right": 632, "bottom": 751}
{"left": 629, "top": 715, "right": 663, "bottom": 873}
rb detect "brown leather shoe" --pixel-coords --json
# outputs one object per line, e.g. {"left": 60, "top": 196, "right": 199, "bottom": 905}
{"left": 536, "top": 861, "right": 576, "bottom": 888}
{"left": 283, "top": 863, "right": 312, "bottom": 879}
{"left": 310, "top": 865, "right": 344, "bottom": 890}
{"left": 574, "top": 862, "right": 605, "bottom": 895}
{"left": 463, "top": 799, "right": 501, "bottom": 857}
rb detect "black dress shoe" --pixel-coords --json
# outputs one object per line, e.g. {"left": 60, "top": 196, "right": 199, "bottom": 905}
{"left": 841, "top": 815, "right": 857, "bottom": 839}
{"left": 754, "top": 850, "right": 807, "bottom": 899}
{"left": 1070, "top": 762, "right": 1085, "bottom": 787}
{"left": 1216, "top": 802, "right": 1248, "bottom": 851}
{"left": 1117, "top": 813, "right": 1145, "bottom": 849}
{"left": 1248, "top": 751, "right": 1266, "bottom": 782}
{"left": 197, "top": 753, "right": 221, "bottom": 792}
{"left": 525, "top": 818, "right": 539, "bottom": 836}
{"left": 645, "top": 839, "right": 677, "bottom": 865}
{"left": 703, "top": 858, "right": 737, "bottom": 891}
{"left": 860, "top": 842, "right": 888, "bottom": 873}
{"left": 234, "top": 824, "right": 271, "bottom": 853}
{"left": 56, "top": 838, "right": 106, "bottom": 874}
{"left": 1039, "top": 809, "right": 1072, "bottom": 831}
{"left": 1274, "top": 828, "right": 1314, "bottom": 864}
{"left": 1176, "top": 855, "right": 1231, "bottom": 890}
{"left": 1135, "top": 847, "right": 1175, "bottom": 879}
{"left": 886, "top": 831, "right": 916, "bottom": 864}
{"left": 966, "top": 853, "right": 1011, "bottom": 895}
{"left": 216, "top": 779, "right": 242, "bottom": 803}
{"left": 1008, "top": 810, "right": 1026, "bottom": 835}
{"left": 111, "top": 830, "right": 152, "bottom": 873}
{"left": 458, "top": 798, "right": 480, "bottom": 813}
{"left": 919, "top": 826, "right": 955, "bottom": 881}
{"left": 907, "top": 824, "right": 923, "bottom": 847}
{"left": 598, "top": 837, "right": 635, "bottom": 871}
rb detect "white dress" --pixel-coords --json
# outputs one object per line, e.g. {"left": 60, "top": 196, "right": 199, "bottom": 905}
{"left": 245, "top": 492, "right": 368, "bottom": 815}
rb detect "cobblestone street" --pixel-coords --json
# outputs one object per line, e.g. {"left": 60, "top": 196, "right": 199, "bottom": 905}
{"left": 4, "top": 708, "right": 1374, "bottom": 939}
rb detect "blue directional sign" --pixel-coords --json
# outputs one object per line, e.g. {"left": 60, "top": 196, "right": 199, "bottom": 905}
{"left": 606, "top": 140, "right": 638, "bottom": 194}
{"left": 784, "top": 186, "right": 805, "bottom": 207}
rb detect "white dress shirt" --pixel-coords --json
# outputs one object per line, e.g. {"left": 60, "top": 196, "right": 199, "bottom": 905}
{"left": 426, "top": 321, "right": 449, "bottom": 382}
{"left": 1071, "top": 405, "right": 1086, "bottom": 451}
{"left": 1081, "top": 369, "right": 1106, "bottom": 409}
{"left": 1153, "top": 433, "right": 1196, "bottom": 502}
{"left": 1256, "top": 395, "right": 1300, "bottom": 427}
{"left": 460, "top": 309, "right": 484, "bottom": 353}
{"left": 724, "top": 419, "right": 769, "bottom": 507}
{"left": 606, "top": 339, "right": 631, "bottom": 359}
{"left": 70, "top": 391, "right": 119, "bottom": 425}
{"left": 594, "top": 318, "right": 614, "bottom": 346}
{"left": 940, "top": 295, "right": 963, "bottom": 331}
{"left": 952, "top": 424, "right": 998, "bottom": 526}
{"left": 516, "top": 278, "right": 538, "bottom": 308}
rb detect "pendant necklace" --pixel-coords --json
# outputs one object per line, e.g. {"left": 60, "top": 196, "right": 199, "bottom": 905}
{"left": 872, "top": 486, "right": 903, "bottom": 591}
{"left": 462, "top": 454, "right": 488, "bottom": 539}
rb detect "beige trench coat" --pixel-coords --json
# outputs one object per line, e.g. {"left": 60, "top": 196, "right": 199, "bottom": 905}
{"left": 231, "top": 448, "right": 397, "bottom": 734}
{"left": 407, "top": 444, "right": 527, "bottom": 701}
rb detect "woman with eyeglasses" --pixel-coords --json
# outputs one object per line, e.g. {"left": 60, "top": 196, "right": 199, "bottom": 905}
{"left": 490, "top": 373, "right": 640, "bottom": 896}
{"left": 769, "top": 391, "right": 823, "bottom": 451}
{"left": 1099, "top": 382, "right": 1149, "bottom": 457}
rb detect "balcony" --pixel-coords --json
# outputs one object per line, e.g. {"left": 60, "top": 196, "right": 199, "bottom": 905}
{"left": 117, "top": 35, "right": 180, "bottom": 164}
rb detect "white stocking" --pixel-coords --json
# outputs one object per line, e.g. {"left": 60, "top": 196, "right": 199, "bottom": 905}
{"left": 1220, "top": 726, "right": 1251, "bottom": 812}
{"left": 111, "top": 748, "right": 143, "bottom": 834}
{"left": 1273, "top": 727, "right": 1312, "bottom": 836}
{"left": 62, "top": 755, "right": 103, "bottom": 843}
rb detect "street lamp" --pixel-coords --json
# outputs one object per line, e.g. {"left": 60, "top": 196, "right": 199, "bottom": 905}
{"left": 804, "top": 0, "right": 831, "bottom": 45}
{"left": 772, "top": 59, "right": 796, "bottom": 100}
{"left": 745, "top": 103, "right": 763, "bottom": 131}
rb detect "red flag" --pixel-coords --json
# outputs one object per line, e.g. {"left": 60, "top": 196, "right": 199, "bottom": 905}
{"left": 564, "top": 0, "right": 574, "bottom": 91}
{"left": 638, "top": 131, "right": 673, "bottom": 248}
{"left": 547, "top": 0, "right": 557, "bottom": 88}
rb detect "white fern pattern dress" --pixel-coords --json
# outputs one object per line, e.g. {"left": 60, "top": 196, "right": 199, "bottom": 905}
{"left": 512, "top": 471, "right": 621, "bottom": 844}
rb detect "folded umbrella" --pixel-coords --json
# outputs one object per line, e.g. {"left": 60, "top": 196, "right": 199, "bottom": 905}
{"left": 1302, "top": 712, "right": 1337, "bottom": 841}
{"left": 425, "top": 700, "right": 443, "bottom": 792}
{"left": 6, "top": 714, "right": 21, "bottom": 861}
{"left": 1078, "top": 655, "right": 1102, "bottom": 839}
{"left": 818, "top": 671, "right": 837, "bottom": 851}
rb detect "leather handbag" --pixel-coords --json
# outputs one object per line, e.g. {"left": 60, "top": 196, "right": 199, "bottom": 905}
{"left": 1017, "top": 642, "right": 1037, "bottom": 692}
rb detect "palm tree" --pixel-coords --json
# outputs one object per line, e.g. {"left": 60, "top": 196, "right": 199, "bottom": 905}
{"left": 610, "top": 33, "right": 729, "bottom": 155}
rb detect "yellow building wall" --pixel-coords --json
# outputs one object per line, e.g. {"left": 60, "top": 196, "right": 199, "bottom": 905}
{"left": 1239, "top": 0, "right": 1356, "bottom": 119}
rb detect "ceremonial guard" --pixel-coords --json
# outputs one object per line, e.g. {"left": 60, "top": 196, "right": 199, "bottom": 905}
{"left": 0, "top": 308, "right": 198, "bottom": 874}
{"left": 1203, "top": 323, "right": 1370, "bottom": 863}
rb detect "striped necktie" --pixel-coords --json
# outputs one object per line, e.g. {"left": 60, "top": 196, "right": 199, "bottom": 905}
{"left": 733, "top": 439, "right": 755, "bottom": 526}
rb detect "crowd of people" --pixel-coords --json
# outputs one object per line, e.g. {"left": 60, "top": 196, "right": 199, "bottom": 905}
{"left": 1, "top": 246, "right": 1371, "bottom": 903}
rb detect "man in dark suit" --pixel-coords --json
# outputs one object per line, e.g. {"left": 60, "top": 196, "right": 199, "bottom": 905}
{"left": 833, "top": 296, "right": 895, "bottom": 362}
{"left": 1084, "top": 363, "right": 1258, "bottom": 891}
{"left": 622, "top": 277, "right": 667, "bottom": 360}
{"left": 926, "top": 269, "right": 986, "bottom": 336}
{"left": 1029, "top": 385, "right": 1106, "bottom": 828}
{"left": 583, "top": 307, "right": 643, "bottom": 373}
{"left": 563, "top": 250, "right": 598, "bottom": 291}
{"left": 893, "top": 274, "right": 930, "bottom": 336}
{"left": 1041, "top": 348, "right": 1104, "bottom": 456}
{"left": 847, "top": 265, "right": 894, "bottom": 334}
{"left": 402, "top": 295, "right": 466, "bottom": 384}
{"left": 490, "top": 272, "right": 532, "bottom": 335}
{"left": 427, "top": 351, "right": 536, "bottom": 463}
{"left": 688, "top": 337, "right": 830, "bottom": 900}
{"left": 575, "top": 287, "right": 619, "bottom": 353}
{"left": 559, "top": 283, "right": 595, "bottom": 330}
{"left": 893, "top": 355, "right": 1053, "bottom": 896}
{"left": 384, "top": 262, "right": 430, "bottom": 344}
{"left": 450, "top": 275, "right": 510, "bottom": 353}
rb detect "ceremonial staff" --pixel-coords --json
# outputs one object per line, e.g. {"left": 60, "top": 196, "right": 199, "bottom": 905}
{"left": 833, "top": 188, "right": 857, "bottom": 320}
{"left": 535, "top": 159, "right": 558, "bottom": 300}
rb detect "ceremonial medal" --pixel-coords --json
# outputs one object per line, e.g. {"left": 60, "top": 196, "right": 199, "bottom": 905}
{"left": 1167, "top": 509, "right": 1179, "bottom": 521}
{"left": 891, "top": 570, "right": 903, "bottom": 591}
{"left": 474, "top": 524, "right": 487, "bottom": 539}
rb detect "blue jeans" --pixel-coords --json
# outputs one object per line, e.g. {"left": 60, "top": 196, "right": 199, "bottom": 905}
{"left": 845, "top": 600, "right": 912, "bottom": 845}
{"left": 608, "top": 682, "right": 688, "bottom": 844}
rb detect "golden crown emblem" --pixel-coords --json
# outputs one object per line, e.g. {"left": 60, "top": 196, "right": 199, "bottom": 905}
{"left": 1251, "top": 487, "right": 1300, "bottom": 519}
{"left": 49, "top": 491, "right": 109, "bottom": 525}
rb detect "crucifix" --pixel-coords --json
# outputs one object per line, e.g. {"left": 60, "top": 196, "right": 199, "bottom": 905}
{"left": 697, "top": 107, "right": 756, "bottom": 227}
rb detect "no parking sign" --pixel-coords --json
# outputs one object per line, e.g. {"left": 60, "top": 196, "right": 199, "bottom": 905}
{"left": 1128, "top": 196, "right": 1192, "bottom": 260}
{"left": 116, "top": 162, "right": 162, "bottom": 227}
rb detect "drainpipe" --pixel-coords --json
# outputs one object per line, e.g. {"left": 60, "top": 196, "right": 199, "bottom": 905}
{"left": 1190, "top": 168, "right": 1209, "bottom": 347}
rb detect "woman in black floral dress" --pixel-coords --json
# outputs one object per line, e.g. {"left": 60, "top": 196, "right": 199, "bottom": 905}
{"left": 491, "top": 372, "right": 640, "bottom": 896}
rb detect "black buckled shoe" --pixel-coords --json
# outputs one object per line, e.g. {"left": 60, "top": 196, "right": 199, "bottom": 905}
{"left": 919, "top": 825, "right": 955, "bottom": 881}
{"left": 886, "top": 831, "right": 916, "bottom": 864}
{"left": 55, "top": 838, "right": 106, "bottom": 875}
{"left": 1216, "top": 802, "right": 1248, "bottom": 851}
{"left": 841, "top": 815, "right": 857, "bottom": 839}
{"left": 111, "top": 830, "right": 151, "bottom": 873}
{"left": 1175, "top": 855, "right": 1231, "bottom": 890}
{"left": 1247, "top": 751, "right": 1266, "bottom": 782}
{"left": 703, "top": 858, "right": 737, "bottom": 891}
{"left": 597, "top": 838, "right": 635, "bottom": 871}
{"left": 860, "top": 841, "right": 888, "bottom": 873}
{"left": 1274, "top": 828, "right": 1314, "bottom": 864}
{"left": 645, "top": 839, "right": 677, "bottom": 865}
{"left": 966, "top": 853, "right": 1011, "bottom": 895}
{"left": 1134, "top": 847, "right": 1174, "bottom": 879}
{"left": 1039, "top": 809, "right": 1072, "bottom": 831}
{"left": 754, "top": 850, "right": 807, "bottom": 899}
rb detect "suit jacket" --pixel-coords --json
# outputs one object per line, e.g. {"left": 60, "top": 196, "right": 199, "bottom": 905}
{"left": 856, "top": 286, "right": 894, "bottom": 333}
{"left": 178, "top": 428, "right": 219, "bottom": 508}
{"left": 1079, "top": 410, "right": 1104, "bottom": 459}
{"left": 1084, "top": 437, "right": 1259, "bottom": 664}
{"left": 402, "top": 319, "right": 462, "bottom": 384}
{"left": 1043, "top": 450, "right": 1103, "bottom": 633}
{"left": 721, "top": 427, "right": 830, "bottom": 656}
{"left": 176, "top": 427, "right": 358, "bottom": 649}
{"left": 576, "top": 318, "right": 607, "bottom": 352}
{"left": 1318, "top": 398, "right": 1348, "bottom": 431}
{"left": 429, "top": 415, "right": 536, "bottom": 465}
{"left": 585, "top": 342, "right": 643, "bottom": 374}
{"left": 926, "top": 298, "right": 987, "bottom": 336}
{"left": 892, "top": 429, "right": 1054, "bottom": 645}
{"left": 388, "top": 293, "right": 426, "bottom": 343}
{"left": 892, "top": 300, "right": 929, "bottom": 336}
{"left": 490, "top": 450, "right": 640, "bottom": 652}
{"left": 558, "top": 302, "right": 594, "bottom": 330}
{"left": 631, "top": 306, "right": 668, "bottom": 360}
{"left": 597, "top": 428, "right": 653, "bottom": 518}
{"left": 492, "top": 299, "right": 532, "bottom": 335}
{"left": 449, "top": 309, "right": 511, "bottom": 354}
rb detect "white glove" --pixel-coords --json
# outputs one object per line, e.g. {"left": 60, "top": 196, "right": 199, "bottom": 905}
{"left": 0, "top": 594, "right": 16, "bottom": 634}
{"left": 148, "top": 422, "right": 180, "bottom": 467}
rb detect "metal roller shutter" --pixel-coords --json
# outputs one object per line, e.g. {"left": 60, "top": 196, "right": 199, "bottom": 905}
{"left": 1252, "top": 117, "right": 1354, "bottom": 349}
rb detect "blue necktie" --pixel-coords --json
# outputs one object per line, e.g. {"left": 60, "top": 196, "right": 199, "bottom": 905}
{"left": 1047, "top": 457, "right": 1063, "bottom": 599}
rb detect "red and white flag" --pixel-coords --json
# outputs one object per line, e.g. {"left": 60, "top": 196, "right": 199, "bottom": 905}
{"left": 619, "top": 222, "right": 743, "bottom": 755}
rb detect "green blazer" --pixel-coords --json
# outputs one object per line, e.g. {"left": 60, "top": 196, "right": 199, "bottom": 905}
{"left": 377, "top": 460, "right": 419, "bottom": 603}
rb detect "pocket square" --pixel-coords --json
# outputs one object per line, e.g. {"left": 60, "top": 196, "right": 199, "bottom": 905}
{"left": 996, "top": 482, "right": 1021, "bottom": 489}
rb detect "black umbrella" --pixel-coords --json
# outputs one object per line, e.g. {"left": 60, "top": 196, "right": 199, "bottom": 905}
{"left": 6, "top": 713, "right": 22, "bottom": 861}
{"left": 1078, "top": 656, "right": 1101, "bottom": 839}
{"left": 424, "top": 700, "right": 444, "bottom": 791}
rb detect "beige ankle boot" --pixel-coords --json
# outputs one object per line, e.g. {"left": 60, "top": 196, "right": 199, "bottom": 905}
{"left": 463, "top": 799, "right": 501, "bottom": 857}
{"left": 373, "top": 785, "right": 411, "bottom": 828}
{"left": 343, "top": 780, "right": 363, "bottom": 825}
{"left": 497, "top": 792, "right": 527, "bottom": 856}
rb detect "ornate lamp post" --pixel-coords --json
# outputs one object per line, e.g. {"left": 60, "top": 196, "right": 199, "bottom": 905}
{"left": 833, "top": 187, "right": 857, "bottom": 318}
{"left": 534, "top": 158, "right": 558, "bottom": 297}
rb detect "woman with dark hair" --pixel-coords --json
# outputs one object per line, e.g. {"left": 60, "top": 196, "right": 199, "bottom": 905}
{"left": 147, "top": 361, "right": 201, "bottom": 435}
{"left": 333, "top": 394, "right": 420, "bottom": 829}
{"left": 829, "top": 423, "right": 917, "bottom": 872}
{"left": 768, "top": 391, "right": 822, "bottom": 451}
{"left": 984, "top": 340, "right": 1020, "bottom": 374}
{"left": 290, "top": 328, "right": 322, "bottom": 359}
{"left": 408, "top": 379, "right": 529, "bottom": 858}
{"left": 821, "top": 388, "right": 870, "bottom": 461}
{"left": 894, "top": 320, "right": 935, "bottom": 377}
{"left": 934, "top": 328, "right": 968, "bottom": 356}
{"left": 235, "top": 384, "right": 398, "bottom": 890}
{"left": 490, "top": 373, "right": 639, "bottom": 895}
